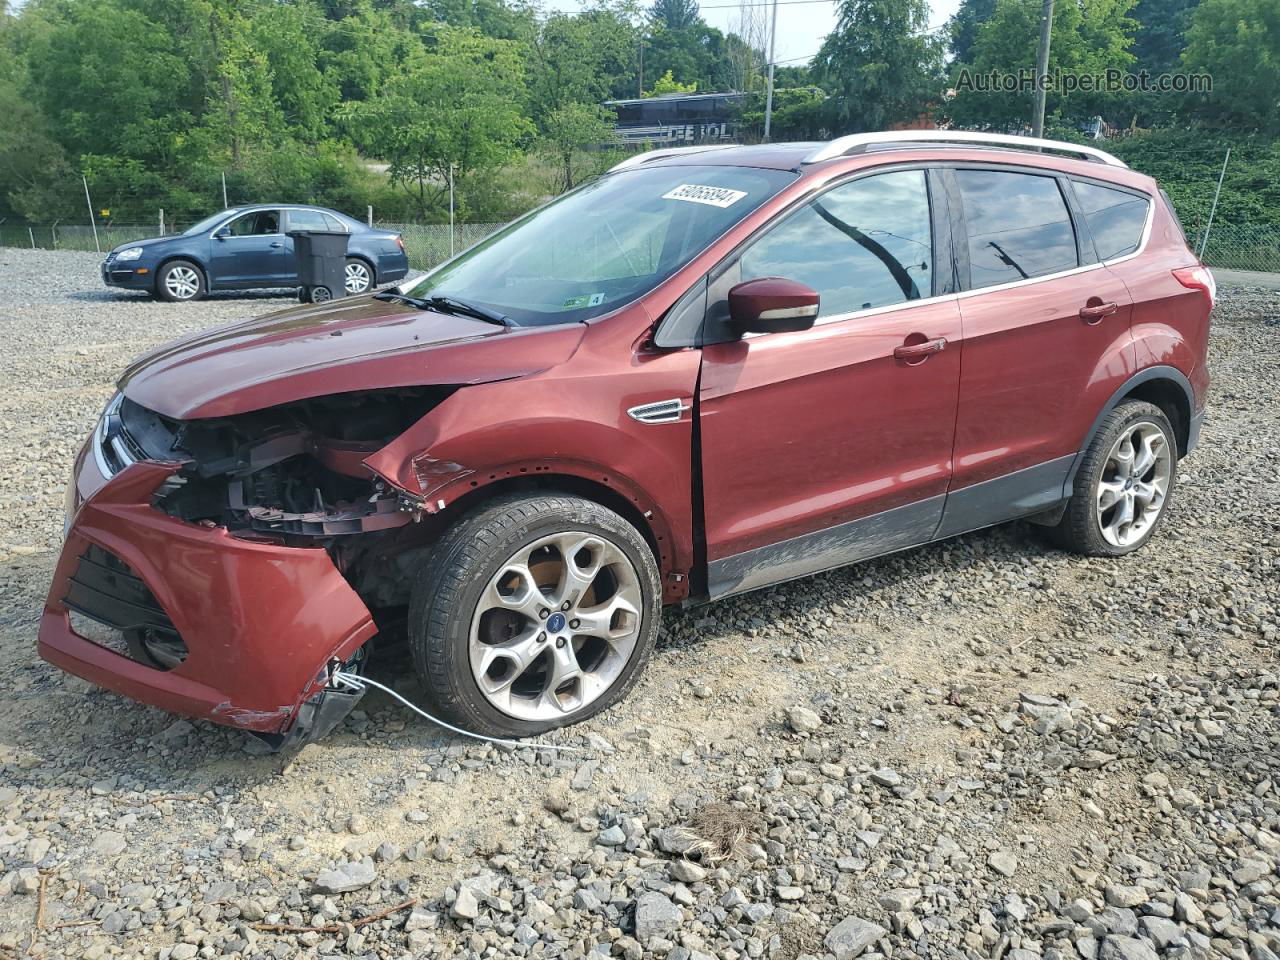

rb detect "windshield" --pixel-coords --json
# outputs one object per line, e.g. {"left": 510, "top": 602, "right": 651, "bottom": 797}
{"left": 183, "top": 209, "right": 241, "bottom": 236}
{"left": 403, "top": 165, "right": 797, "bottom": 326}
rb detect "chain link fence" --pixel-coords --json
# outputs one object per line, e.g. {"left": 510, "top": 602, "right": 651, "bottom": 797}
{"left": 1190, "top": 224, "right": 1280, "bottom": 274}
{"left": 0, "top": 220, "right": 508, "bottom": 271}
{"left": 4, "top": 217, "right": 1280, "bottom": 274}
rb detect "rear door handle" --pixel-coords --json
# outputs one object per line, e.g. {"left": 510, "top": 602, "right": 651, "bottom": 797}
{"left": 894, "top": 337, "right": 947, "bottom": 361}
{"left": 1079, "top": 301, "right": 1118, "bottom": 322}
{"left": 270, "top": 241, "right": 284, "bottom": 248}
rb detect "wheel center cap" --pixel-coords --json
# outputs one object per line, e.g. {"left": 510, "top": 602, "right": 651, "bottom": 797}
{"left": 547, "top": 612, "right": 567, "bottom": 633}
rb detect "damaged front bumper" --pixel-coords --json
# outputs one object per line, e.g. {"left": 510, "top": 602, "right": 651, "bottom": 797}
{"left": 39, "top": 452, "right": 377, "bottom": 745}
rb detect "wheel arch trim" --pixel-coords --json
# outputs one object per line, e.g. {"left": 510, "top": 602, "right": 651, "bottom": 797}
{"left": 1064, "top": 365, "right": 1196, "bottom": 497}
{"left": 376, "top": 457, "right": 688, "bottom": 602}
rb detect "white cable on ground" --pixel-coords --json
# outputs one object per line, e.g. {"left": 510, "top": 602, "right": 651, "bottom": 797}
{"left": 330, "top": 670, "right": 582, "bottom": 753}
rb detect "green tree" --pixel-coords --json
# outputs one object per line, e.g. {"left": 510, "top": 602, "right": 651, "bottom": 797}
{"left": 646, "top": 68, "right": 696, "bottom": 95}
{"left": 1181, "top": 0, "right": 1280, "bottom": 132}
{"left": 947, "top": 0, "right": 1138, "bottom": 128}
{"left": 526, "top": 7, "right": 638, "bottom": 123}
{"left": 649, "top": 0, "right": 700, "bottom": 29}
{"left": 1130, "top": 0, "right": 1200, "bottom": 74}
{"left": 541, "top": 102, "right": 617, "bottom": 191}
{"left": 947, "top": 0, "right": 997, "bottom": 63}
{"left": 342, "top": 26, "right": 533, "bottom": 219}
{"left": 815, "top": 0, "right": 944, "bottom": 132}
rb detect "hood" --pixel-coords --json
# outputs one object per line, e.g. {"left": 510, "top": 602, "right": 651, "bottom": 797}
{"left": 119, "top": 296, "right": 586, "bottom": 419}
{"left": 109, "top": 235, "right": 174, "bottom": 255}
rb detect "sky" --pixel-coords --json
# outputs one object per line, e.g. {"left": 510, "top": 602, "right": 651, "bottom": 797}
{"left": 547, "top": 0, "right": 963, "bottom": 68}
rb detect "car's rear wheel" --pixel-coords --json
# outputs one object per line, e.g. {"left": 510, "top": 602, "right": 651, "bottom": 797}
{"left": 408, "top": 493, "right": 661, "bottom": 738}
{"left": 156, "top": 260, "right": 205, "bottom": 302}
{"left": 1049, "top": 400, "right": 1177, "bottom": 556}
{"left": 345, "top": 258, "right": 373, "bottom": 295}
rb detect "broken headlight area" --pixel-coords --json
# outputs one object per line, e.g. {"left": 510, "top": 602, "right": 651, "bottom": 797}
{"left": 114, "top": 388, "right": 453, "bottom": 539}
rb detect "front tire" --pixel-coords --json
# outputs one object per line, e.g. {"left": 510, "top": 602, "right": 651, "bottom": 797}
{"left": 408, "top": 494, "right": 661, "bottom": 738}
{"left": 1050, "top": 400, "right": 1177, "bottom": 556}
{"left": 156, "top": 259, "right": 206, "bottom": 302}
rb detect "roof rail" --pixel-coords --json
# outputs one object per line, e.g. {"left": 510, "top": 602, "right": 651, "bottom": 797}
{"left": 802, "top": 130, "right": 1127, "bottom": 168}
{"left": 608, "top": 144, "right": 739, "bottom": 173}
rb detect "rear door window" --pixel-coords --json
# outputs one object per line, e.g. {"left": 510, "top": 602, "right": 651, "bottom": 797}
{"left": 954, "top": 170, "right": 1078, "bottom": 288}
{"left": 287, "top": 209, "right": 331, "bottom": 231}
{"left": 739, "top": 169, "right": 934, "bottom": 318}
{"left": 1073, "top": 180, "right": 1150, "bottom": 261}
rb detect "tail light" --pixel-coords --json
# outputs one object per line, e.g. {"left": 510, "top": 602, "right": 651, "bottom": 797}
{"left": 1172, "top": 265, "right": 1215, "bottom": 310}
{"left": 395, "top": 234, "right": 405, "bottom": 251}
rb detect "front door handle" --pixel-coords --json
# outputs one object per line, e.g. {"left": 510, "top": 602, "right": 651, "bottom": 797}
{"left": 269, "top": 241, "right": 284, "bottom": 248}
{"left": 1079, "top": 301, "right": 1118, "bottom": 323}
{"left": 894, "top": 337, "right": 947, "bottom": 361}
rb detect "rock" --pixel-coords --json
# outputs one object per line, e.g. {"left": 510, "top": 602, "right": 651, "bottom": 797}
{"left": 1139, "top": 917, "right": 1185, "bottom": 949}
{"left": 634, "top": 891, "right": 682, "bottom": 940}
{"left": 878, "top": 888, "right": 921, "bottom": 913}
{"left": 1099, "top": 936, "right": 1159, "bottom": 960}
{"left": 451, "top": 885, "right": 480, "bottom": 920}
{"left": 871, "top": 768, "right": 902, "bottom": 788}
{"left": 1104, "top": 884, "right": 1147, "bottom": 909}
{"left": 91, "top": 832, "right": 127, "bottom": 857}
{"left": 597, "top": 825, "right": 626, "bottom": 846}
{"left": 668, "top": 859, "right": 707, "bottom": 883}
{"left": 777, "top": 886, "right": 805, "bottom": 900}
{"left": 656, "top": 826, "right": 700, "bottom": 856}
{"left": 405, "top": 907, "right": 438, "bottom": 932}
{"left": 786, "top": 706, "right": 822, "bottom": 733}
{"left": 825, "top": 916, "right": 886, "bottom": 960}
{"left": 314, "top": 860, "right": 376, "bottom": 894}
{"left": 572, "top": 759, "right": 599, "bottom": 791}
{"left": 989, "top": 851, "right": 1018, "bottom": 877}
{"left": 1195, "top": 718, "right": 1223, "bottom": 737}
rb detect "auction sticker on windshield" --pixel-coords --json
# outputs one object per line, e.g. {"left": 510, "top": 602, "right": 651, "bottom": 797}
{"left": 662, "top": 184, "right": 749, "bottom": 208}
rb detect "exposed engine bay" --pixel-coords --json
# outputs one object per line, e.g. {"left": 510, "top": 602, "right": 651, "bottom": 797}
{"left": 116, "top": 389, "right": 451, "bottom": 538}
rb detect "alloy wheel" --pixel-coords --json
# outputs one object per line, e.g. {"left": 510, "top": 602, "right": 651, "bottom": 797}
{"left": 1095, "top": 420, "right": 1172, "bottom": 548}
{"left": 468, "top": 531, "right": 643, "bottom": 722}
{"left": 345, "top": 261, "right": 371, "bottom": 294}
{"left": 164, "top": 266, "right": 200, "bottom": 300}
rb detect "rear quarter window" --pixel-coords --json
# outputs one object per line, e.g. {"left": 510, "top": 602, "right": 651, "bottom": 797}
{"left": 1073, "top": 180, "right": 1151, "bottom": 261}
{"left": 954, "top": 169, "right": 1079, "bottom": 288}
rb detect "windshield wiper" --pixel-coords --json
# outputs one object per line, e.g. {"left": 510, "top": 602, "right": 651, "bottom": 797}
{"left": 373, "top": 290, "right": 431, "bottom": 308}
{"left": 422, "top": 295, "right": 510, "bottom": 326}
{"left": 374, "top": 290, "right": 511, "bottom": 326}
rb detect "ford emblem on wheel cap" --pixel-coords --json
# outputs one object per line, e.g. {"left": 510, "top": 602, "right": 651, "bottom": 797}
{"left": 546, "top": 612, "right": 567, "bottom": 633}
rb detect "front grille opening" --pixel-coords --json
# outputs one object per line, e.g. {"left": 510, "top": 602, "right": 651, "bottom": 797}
{"left": 64, "top": 545, "right": 188, "bottom": 671}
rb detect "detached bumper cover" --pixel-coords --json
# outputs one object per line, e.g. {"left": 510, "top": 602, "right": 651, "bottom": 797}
{"left": 39, "top": 458, "right": 376, "bottom": 734}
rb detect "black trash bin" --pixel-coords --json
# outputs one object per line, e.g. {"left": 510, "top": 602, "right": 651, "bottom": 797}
{"left": 289, "top": 230, "right": 350, "bottom": 304}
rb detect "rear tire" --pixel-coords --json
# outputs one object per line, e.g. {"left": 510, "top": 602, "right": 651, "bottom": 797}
{"left": 1049, "top": 400, "right": 1177, "bottom": 556}
{"left": 345, "top": 258, "right": 373, "bottom": 295}
{"left": 156, "top": 260, "right": 205, "bottom": 302}
{"left": 408, "top": 493, "right": 661, "bottom": 738}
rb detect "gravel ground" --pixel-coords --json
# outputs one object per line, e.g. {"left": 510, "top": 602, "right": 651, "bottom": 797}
{"left": 1, "top": 247, "right": 1278, "bottom": 960}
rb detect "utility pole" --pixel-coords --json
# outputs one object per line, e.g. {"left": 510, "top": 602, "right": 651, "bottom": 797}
{"left": 1031, "top": 0, "right": 1054, "bottom": 138}
{"left": 1199, "top": 147, "right": 1230, "bottom": 258}
{"left": 762, "top": 0, "right": 779, "bottom": 141}
{"left": 222, "top": 172, "right": 229, "bottom": 208}
{"left": 82, "top": 175, "right": 100, "bottom": 254}
{"left": 638, "top": 39, "right": 646, "bottom": 98}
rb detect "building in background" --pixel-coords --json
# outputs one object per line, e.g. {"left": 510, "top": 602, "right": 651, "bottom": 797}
{"left": 605, "top": 92, "right": 748, "bottom": 147}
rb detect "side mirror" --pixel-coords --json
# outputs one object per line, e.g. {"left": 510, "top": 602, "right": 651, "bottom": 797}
{"left": 728, "top": 277, "right": 820, "bottom": 335}
{"left": 213, "top": 227, "right": 230, "bottom": 240}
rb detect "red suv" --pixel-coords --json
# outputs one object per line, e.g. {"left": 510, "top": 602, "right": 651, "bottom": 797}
{"left": 41, "top": 132, "right": 1213, "bottom": 746}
